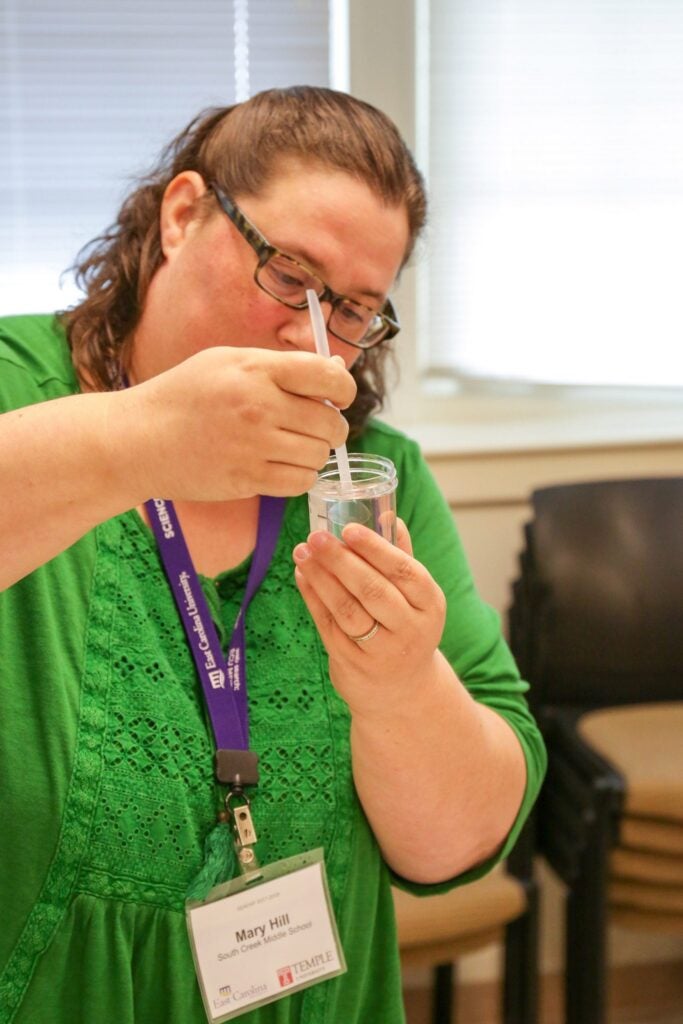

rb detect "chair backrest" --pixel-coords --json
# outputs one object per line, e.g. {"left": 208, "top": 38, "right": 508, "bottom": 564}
{"left": 509, "top": 476, "right": 683, "bottom": 711}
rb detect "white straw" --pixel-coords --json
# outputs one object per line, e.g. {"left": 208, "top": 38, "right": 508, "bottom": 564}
{"left": 306, "top": 289, "right": 353, "bottom": 492}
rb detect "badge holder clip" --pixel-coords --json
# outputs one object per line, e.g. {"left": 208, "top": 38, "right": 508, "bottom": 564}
{"left": 215, "top": 749, "right": 262, "bottom": 880}
{"left": 225, "top": 788, "right": 262, "bottom": 879}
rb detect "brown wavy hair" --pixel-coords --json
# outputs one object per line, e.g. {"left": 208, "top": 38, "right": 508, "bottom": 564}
{"left": 60, "top": 86, "right": 427, "bottom": 436}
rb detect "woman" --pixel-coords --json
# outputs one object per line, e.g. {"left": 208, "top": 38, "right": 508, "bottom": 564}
{"left": 0, "top": 87, "right": 545, "bottom": 1023}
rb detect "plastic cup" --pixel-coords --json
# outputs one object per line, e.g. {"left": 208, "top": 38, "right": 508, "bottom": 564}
{"left": 308, "top": 453, "right": 398, "bottom": 544}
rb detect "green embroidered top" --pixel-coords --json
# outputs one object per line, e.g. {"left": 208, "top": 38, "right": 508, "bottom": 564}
{"left": 0, "top": 315, "right": 546, "bottom": 1024}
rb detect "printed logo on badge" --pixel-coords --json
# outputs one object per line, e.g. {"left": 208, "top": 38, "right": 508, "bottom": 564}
{"left": 213, "top": 984, "right": 232, "bottom": 1011}
{"left": 277, "top": 966, "right": 294, "bottom": 988}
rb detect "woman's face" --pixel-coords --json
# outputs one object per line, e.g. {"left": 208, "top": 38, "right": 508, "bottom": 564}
{"left": 137, "top": 160, "right": 410, "bottom": 377}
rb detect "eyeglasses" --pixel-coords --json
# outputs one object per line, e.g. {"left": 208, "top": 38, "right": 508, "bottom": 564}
{"left": 209, "top": 183, "right": 400, "bottom": 350}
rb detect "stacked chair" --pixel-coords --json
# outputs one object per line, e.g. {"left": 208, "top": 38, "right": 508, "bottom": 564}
{"left": 508, "top": 476, "right": 683, "bottom": 1024}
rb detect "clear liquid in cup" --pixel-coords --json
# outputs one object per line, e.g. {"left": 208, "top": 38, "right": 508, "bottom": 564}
{"left": 308, "top": 454, "right": 398, "bottom": 543}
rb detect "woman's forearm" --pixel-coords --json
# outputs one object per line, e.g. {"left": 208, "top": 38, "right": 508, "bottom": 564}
{"left": 0, "top": 390, "right": 145, "bottom": 590}
{"left": 350, "top": 650, "right": 527, "bottom": 884}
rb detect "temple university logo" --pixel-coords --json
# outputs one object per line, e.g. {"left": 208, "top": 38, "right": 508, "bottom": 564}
{"left": 208, "top": 668, "right": 225, "bottom": 689}
{"left": 277, "top": 966, "right": 294, "bottom": 988}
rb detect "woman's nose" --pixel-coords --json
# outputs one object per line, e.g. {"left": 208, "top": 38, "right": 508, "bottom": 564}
{"left": 279, "top": 302, "right": 331, "bottom": 353}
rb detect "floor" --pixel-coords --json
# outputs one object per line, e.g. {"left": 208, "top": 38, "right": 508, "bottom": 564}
{"left": 403, "top": 961, "right": 683, "bottom": 1024}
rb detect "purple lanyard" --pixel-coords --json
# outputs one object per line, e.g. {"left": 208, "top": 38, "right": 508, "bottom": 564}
{"left": 146, "top": 495, "right": 285, "bottom": 770}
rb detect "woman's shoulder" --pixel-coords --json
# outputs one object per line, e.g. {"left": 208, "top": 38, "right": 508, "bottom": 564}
{"left": 353, "top": 416, "right": 422, "bottom": 462}
{"left": 0, "top": 313, "right": 76, "bottom": 388}
{"left": 352, "top": 417, "right": 434, "bottom": 508}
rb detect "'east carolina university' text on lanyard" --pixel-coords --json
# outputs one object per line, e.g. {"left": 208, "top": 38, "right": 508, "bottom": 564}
{"left": 146, "top": 495, "right": 285, "bottom": 797}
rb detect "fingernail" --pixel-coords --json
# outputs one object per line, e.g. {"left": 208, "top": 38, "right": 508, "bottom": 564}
{"left": 293, "top": 543, "right": 310, "bottom": 562}
{"left": 308, "top": 530, "right": 331, "bottom": 550}
{"left": 342, "top": 524, "right": 364, "bottom": 543}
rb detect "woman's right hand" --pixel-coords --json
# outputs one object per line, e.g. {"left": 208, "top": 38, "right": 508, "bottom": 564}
{"left": 0, "top": 344, "right": 355, "bottom": 589}
{"left": 114, "top": 346, "right": 357, "bottom": 502}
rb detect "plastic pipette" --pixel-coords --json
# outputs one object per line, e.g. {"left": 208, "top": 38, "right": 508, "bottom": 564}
{"left": 306, "top": 289, "right": 353, "bottom": 492}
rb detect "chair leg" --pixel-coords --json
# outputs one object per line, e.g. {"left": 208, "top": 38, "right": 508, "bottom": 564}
{"left": 503, "top": 882, "right": 539, "bottom": 1024}
{"left": 432, "top": 962, "right": 457, "bottom": 1024}
{"left": 565, "top": 833, "right": 610, "bottom": 1024}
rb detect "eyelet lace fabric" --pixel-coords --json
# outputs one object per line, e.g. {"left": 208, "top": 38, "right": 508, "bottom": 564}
{"left": 1, "top": 497, "right": 355, "bottom": 1021}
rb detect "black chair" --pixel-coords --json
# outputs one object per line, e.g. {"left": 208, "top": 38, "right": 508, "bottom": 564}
{"left": 508, "top": 476, "right": 683, "bottom": 1024}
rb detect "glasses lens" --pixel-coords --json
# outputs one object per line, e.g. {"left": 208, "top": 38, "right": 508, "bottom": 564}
{"left": 258, "top": 254, "right": 320, "bottom": 305}
{"left": 330, "top": 300, "right": 385, "bottom": 346}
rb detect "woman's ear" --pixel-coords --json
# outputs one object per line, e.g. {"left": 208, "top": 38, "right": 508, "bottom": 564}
{"left": 159, "top": 171, "right": 207, "bottom": 258}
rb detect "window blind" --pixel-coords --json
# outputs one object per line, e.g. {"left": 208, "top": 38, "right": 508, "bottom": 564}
{"left": 0, "top": 0, "right": 329, "bottom": 315}
{"left": 421, "top": 0, "right": 683, "bottom": 387}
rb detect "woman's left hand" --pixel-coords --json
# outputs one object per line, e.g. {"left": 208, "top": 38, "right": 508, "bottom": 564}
{"left": 292, "top": 520, "right": 447, "bottom": 716}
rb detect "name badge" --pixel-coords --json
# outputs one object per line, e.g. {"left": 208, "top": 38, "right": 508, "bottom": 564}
{"left": 186, "top": 849, "right": 346, "bottom": 1022}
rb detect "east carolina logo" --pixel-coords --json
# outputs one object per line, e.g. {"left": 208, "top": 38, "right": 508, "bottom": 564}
{"left": 209, "top": 668, "right": 225, "bottom": 689}
{"left": 213, "top": 983, "right": 232, "bottom": 1010}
